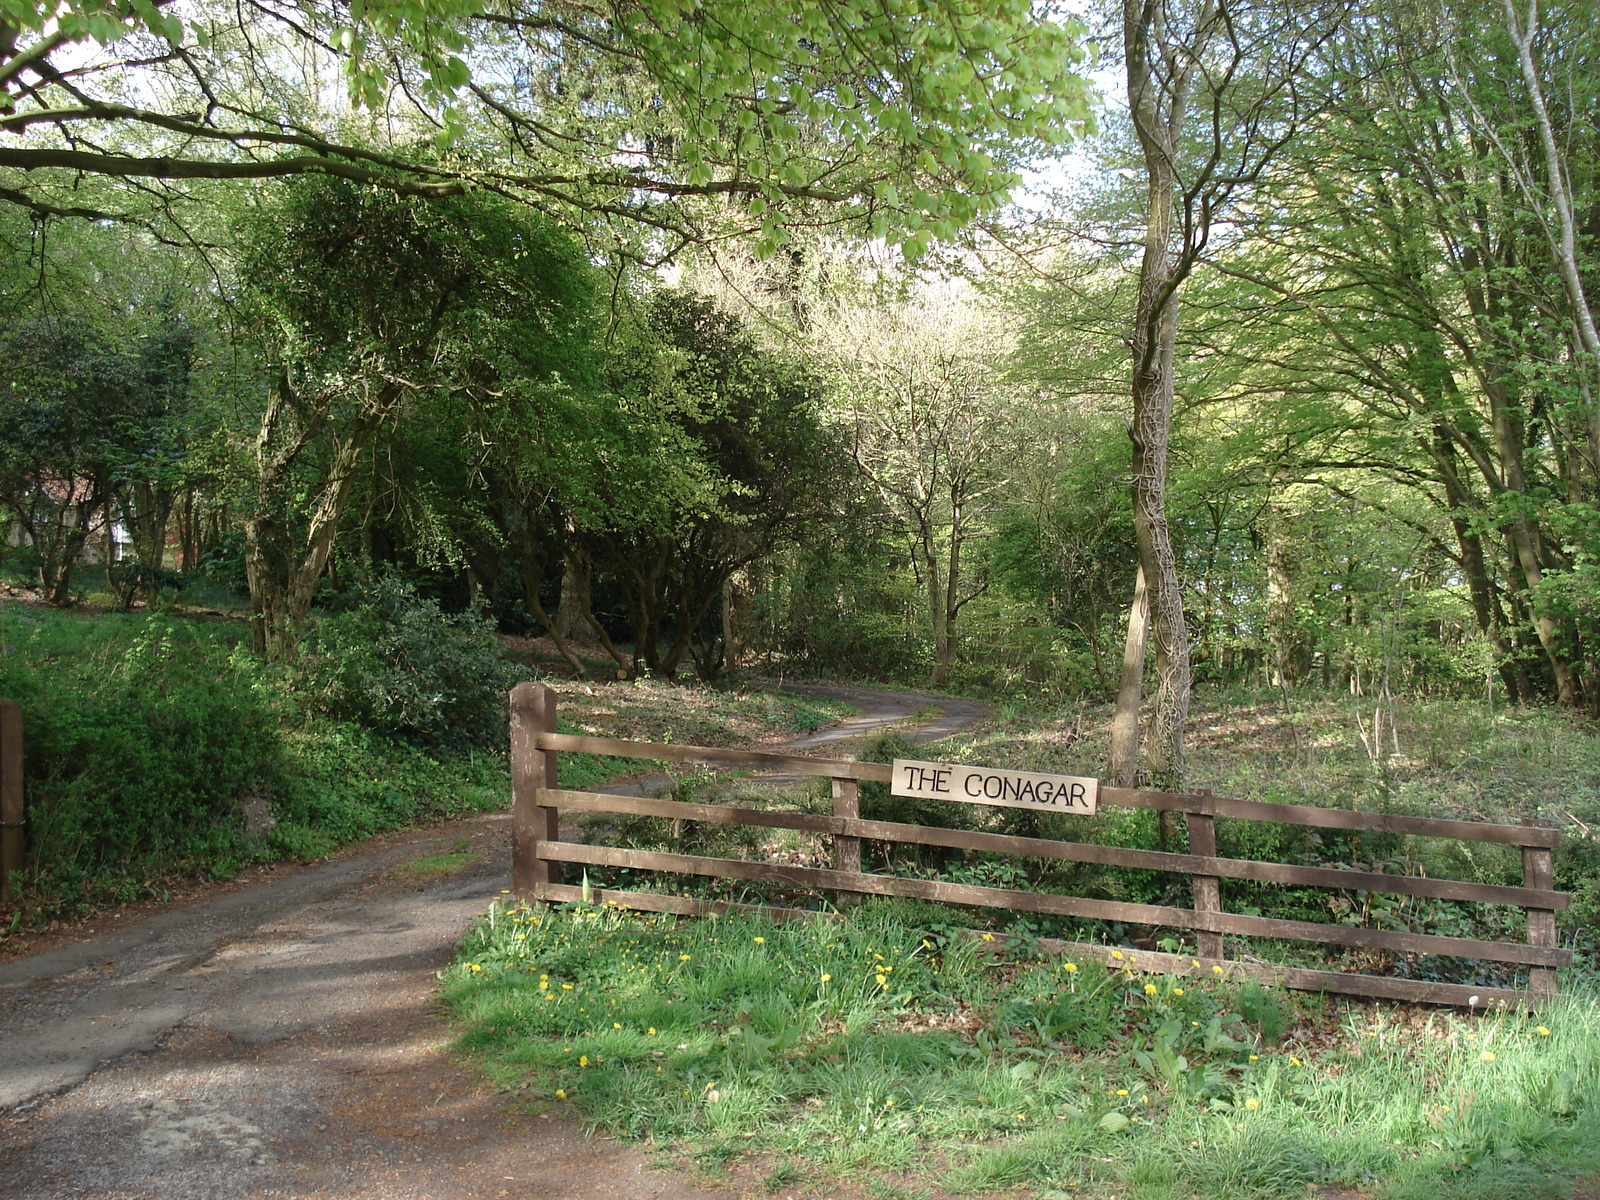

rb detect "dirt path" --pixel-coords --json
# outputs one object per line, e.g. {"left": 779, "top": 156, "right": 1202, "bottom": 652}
{"left": 0, "top": 686, "right": 986, "bottom": 1200}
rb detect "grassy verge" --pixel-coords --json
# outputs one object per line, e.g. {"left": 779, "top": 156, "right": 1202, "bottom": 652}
{"left": 447, "top": 900, "right": 1600, "bottom": 1200}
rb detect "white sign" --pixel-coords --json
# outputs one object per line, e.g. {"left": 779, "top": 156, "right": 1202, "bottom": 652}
{"left": 890, "top": 759, "right": 1098, "bottom": 815}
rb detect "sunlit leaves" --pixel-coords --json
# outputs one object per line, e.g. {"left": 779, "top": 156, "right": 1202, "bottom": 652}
{"left": 2, "top": 0, "right": 1093, "bottom": 254}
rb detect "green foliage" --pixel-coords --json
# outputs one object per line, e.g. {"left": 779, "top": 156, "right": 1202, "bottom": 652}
{"left": 448, "top": 903, "right": 1600, "bottom": 1199}
{"left": 0, "top": 610, "right": 287, "bottom": 902}
{"left": 567, "top": 292, "right": 848, "bottom": 680}
{"left": 294, "top": 575, "right": 522, "bottom": 748}
{"left": 0, "top": 604, "right": 515, "bottom": 915}
{"left": 2, "top": 0, "right": 1095, "bottom": 252}
{"left": 265, "top": 721, "right": 507, "bottom": 860}
{"left": 753, "top": 534, "right": 931, "bottom": 681}
{"left": 0, "top": 307, "right": 197, "bottom": 604}
{"left": 234, "top": 176, "right": 602, "bottom": 657}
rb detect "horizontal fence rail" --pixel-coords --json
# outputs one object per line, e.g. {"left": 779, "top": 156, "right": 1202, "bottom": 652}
{"left": 510, "top": 684, "right": 1571, "bottom": 1008}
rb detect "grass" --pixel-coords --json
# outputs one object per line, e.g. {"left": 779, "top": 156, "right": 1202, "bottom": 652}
{"left": 446, "top": 899, "right": 1600, "bottom": 1200}
{"left": 395, "top": 840, "right": 484, "bottom": 878}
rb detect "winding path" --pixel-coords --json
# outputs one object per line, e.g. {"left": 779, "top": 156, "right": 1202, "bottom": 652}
{"left": 0, "top": 686, "right": 986, "bottom": 1200}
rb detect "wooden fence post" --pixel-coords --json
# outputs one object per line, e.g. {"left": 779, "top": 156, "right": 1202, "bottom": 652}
{"left": 1521, "top": 819, "right": 1559, "bottom": 1000}
{"left": 511, "top": 682, "right": 560, "bottom": 899}
{"left": 1186, "top": 790, "right": 1224, "bottom": 961}
{"left": 1, "top": 699, "right": 22, "bottom": 900}
{"left": 832, "top": 777, "right": 861, "bottom": 906}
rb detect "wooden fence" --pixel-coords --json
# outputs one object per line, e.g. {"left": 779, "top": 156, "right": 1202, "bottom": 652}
{"left": 508, "top": 683, "right": 1572, "bottom": 1008}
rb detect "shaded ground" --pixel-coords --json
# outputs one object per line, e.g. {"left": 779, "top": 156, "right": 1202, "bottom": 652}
{"left": 0, "top": 686, "right": 983, "bottom": 1200}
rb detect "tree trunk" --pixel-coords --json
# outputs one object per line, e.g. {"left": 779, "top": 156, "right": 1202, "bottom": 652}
{"left": 553, "top": 535, "right": 590, "bottom": 642}
{"left": 920, "top": 522, "right": 950, "bottom": 686}
{"left": 1108, "top": 561, "right": 1150, "bottom": 787}
{"left": 935, "top": 504, "right": 966, "bottom": 686}
{"left": 514, "top": 535, "right": 588, "bottom": 678}
{"left": 1124, "top": 0, "right": 1204, "bottom": 792}
{"left": 1264, "top": 492, "right": 1296, "bottom": 686}
{"left": 244, "top": 375, "right": 392, "bottom": 659}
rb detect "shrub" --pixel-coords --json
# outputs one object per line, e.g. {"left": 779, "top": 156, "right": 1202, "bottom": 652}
{"left": 294, "top": 575, "right": 521, "bottom": 748}
{"left": 1, "top": 615, "right": 289, "bottom": 901}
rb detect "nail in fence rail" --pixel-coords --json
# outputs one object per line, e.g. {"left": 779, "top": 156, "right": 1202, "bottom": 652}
{"left": 508, "top": 684, "right": 1571, "bottom": 1007}
{"left": 1, "top": 699, "right": 21, "bottom": 900}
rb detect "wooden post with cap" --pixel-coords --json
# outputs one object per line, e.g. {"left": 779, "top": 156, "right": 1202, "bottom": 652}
{"left": 1186, "top": 789, "right": 1224, "bottom": 961}
{"left": 1521, "top": 818, "right": 1559, "bottom": 1000}
{"left": 511, "top": 682, "right": 560, "bottom": 899}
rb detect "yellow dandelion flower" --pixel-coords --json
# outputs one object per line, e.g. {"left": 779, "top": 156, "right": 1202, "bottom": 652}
{"left": 1115, "top": 1089, "right": 1129, "bottom": 1096}
{"left": 876, "top": 974, "right": 887, "bottom": 985}
{"left": 1480, "top": 1050, "right": 1496, "bottom": 1063}
{"left": 555, "top": 1089, "right": 567, "bottom": 1100}
{"left": 1064, "top": 962, "right": 1078, "bottom": 973}
{"left": 1144, "top": 983, "right": 1158, "bottom": 995}
{"left": 679, "top": 954, "right": 691, "bottom": 962}
{"left": 821, "top": 973, "right": 832, "bottom": 983}
{"left": 648, "top": 1027, "right": 656, "bottom": 1035}
{"left": 539, "top": 981, "right": 549, "bottom": 990}
{"left": 613, "top": 1022, "right": 621, "bottom": 1029}
{"left": 1537, "top": 1026, "right": 1552, "bottom": 1036}
{"left": 1212, "top": 964, "right": 1225, "bottom": 975}
{"left": 1244, "top": 1098, "right": 1260, "bottom": 1110}
{"left": 980, "top": 933, "right": 995, "bottom": 942}
{"left": 1174, "top": 988, "right": 1185, "bottom": 997}
{"left": 753, "top": 937, "right": 765, "bottom": 944}
{"left": 1289, "top": 1056, "right": 1302, "bottom": 1067}
{"left": 1249, "top": 1054, "right": 1259, "bottom": 1061}
{"left": 579, "top": 1055, "right": 589, "bottom": 1067}
{"left": 561, "top": 983, "right": 574, "bottom": 991}
{"left": 1192, "top": 959, "right": 1202, "bottom": 969}
{"left": 1111, "top": 950, "right": 1125, "bottom": 960}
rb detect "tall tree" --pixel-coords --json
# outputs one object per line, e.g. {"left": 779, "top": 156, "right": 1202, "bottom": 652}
{"left": 577, "top": 293, "right": 845, "bottom": 680}
{"left": 1111, "top": 0, "right": 1338, "bottom": 788}
{"left": 233, "top": 177, "right": 597, "bottom": 657}
{"left": 1204, "top": 0, "right": 1600, "bottom": 705}
{"left": 821, "top": 279, "right": 1029, "bottom": 685}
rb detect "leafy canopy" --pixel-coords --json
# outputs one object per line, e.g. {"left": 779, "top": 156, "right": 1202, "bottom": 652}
{"left": 0, "top": 0, "right": 1094, "bottom": 251}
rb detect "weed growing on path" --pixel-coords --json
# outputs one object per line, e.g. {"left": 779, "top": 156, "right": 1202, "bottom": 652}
{"left": 446, "top": 901, "right": 1600, "bottom": 1199}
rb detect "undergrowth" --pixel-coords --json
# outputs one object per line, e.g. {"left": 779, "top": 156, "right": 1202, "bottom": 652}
{"left": 0, "top": 602, "right": 857, "bottom": 925}
{"left": 446, "top": 900, "right": 1600, "bottom": 1200}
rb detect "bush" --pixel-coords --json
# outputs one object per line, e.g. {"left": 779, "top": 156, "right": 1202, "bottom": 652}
{"left": 295, "top": 576, "right": 521, "bottom": 748}
{"left": 1, "top": 615, "right": 290, "bottom": 902}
